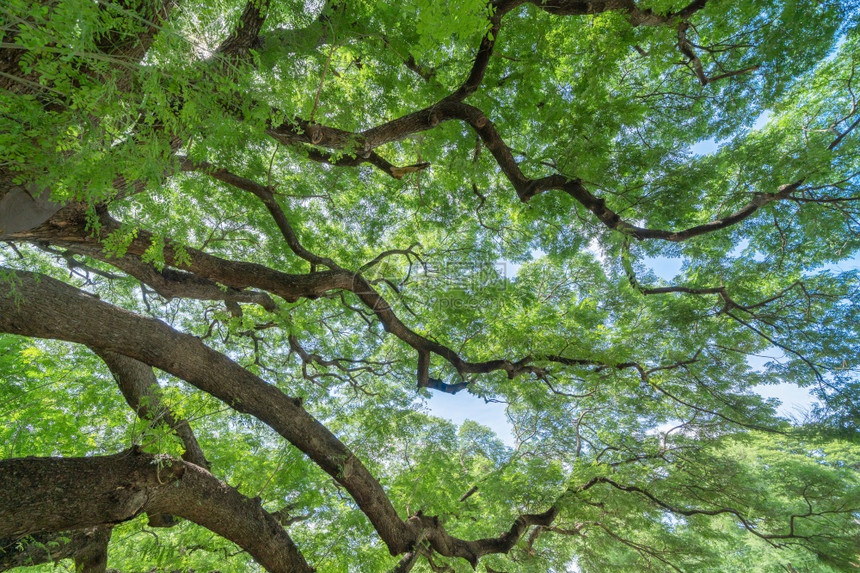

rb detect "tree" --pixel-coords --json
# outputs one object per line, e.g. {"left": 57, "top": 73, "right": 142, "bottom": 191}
{"left": 1, "top": 0, "right": 859, "bottom": 570}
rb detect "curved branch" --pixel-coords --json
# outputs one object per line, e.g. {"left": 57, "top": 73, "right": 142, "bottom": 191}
{"left": 0, "top": 268, "right": 415, "bottom": 556}
{"left": 578, "top": 476, "right": 811, "bottom": 543}
{"left": 179, "top": 157, "right": 338, "bottom": 269}
{"left": 0, "top": 268, "right": 720, "bottom": 569}
{"left": 16, "top": 195, "right": 815, "bottom": 424}
{"left": 268, "top": 97, "right": 806, "bottom": 242}
{"left": 405, "top": 506, "right": 559, "bottom": 568}
{"left": 444, "top": 0, "right": 513, "bottom": 102}
{"left": 13, "top": 197, "right": 787, "bottom": 421}
{"left": 93, "top": 349, "right": 211, "bottom": 529}
{"left": 0, "top": 449, "right": 312, "bottom": 573}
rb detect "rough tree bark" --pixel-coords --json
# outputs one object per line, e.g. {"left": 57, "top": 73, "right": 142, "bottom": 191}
{"left": 0, "top": 448, "right": 312, "bottom": 573}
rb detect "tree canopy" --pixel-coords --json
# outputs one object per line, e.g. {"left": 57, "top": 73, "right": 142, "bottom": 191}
{"left": 1, "top": 0, "right": 860, "bottom": 571}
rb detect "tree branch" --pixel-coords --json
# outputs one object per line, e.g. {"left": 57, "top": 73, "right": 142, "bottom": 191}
{"left": 268, "top": 98, "right": 807, "bottom": 242}
{"left": 677, "top": 22, "right": 758, "bottom": 86}
{"left": 45, "top": 242, "right": 276, "bottom": 311}
{"left": 179, "top": 157, "right": 339, "bottom": 269}
{"left": 93, "top": 349, "right": 211, "bottom": 529}
{"left": 507, "top": 0, "right": 710, "bottom": 26}
{"left": 0, "top": 449, "right": 312, "bottom": 573}
{"left": 0, "top": 268, "right": 414, "bottom": 556}
{"left": 0, "top": 268, "right": 722, "bottom": 569}
{"left": 216, "top": 0, "right": 271, "bottom": 59}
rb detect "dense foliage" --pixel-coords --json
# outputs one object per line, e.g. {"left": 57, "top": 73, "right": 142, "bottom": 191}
{"left": 1, "top": 0, "right": 859, "bottom": 571}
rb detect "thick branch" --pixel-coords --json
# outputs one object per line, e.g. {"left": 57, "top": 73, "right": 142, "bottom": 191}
{"left": 407, "top": 506, "right": 559, "bottom": 567}
{"left": 216, "top": 0, "right": 270, "bottom": 58}
{"left": 167, "top": 163, "right": 576, "bottom": 382}
{"left": 93, "top": 348, "right": 210, "bottom": 529}
{"left": 0, "top": 449, "right": 312, "bottom": 573}
{"left": 15, "top": 197, "right": 791, "bottom": 422}
{"left": 64, "top": 245, "right": 276, "bottom": 311}
{"left": 12, "top": 207, "right": 349, "bottom": 302}
{"left": 0, "top": 268, "right": 652, "bottom": 568}
{"left": 12, "top": 201, "right": 772, "bottom": 411}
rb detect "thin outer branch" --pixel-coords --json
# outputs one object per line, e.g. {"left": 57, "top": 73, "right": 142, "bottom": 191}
{"left": 829, "top": 115, "right": 860, "bottom": 151}
{"left": 578, "top": 476, "right": 809, "bottom": 543}
{"left": 677, "top": 22, "right": 758, "bottom": 86}
{"left": 300, "top": 146, "right": 431, "bottom": 180}
{"left": 179, "top": 157, "right": 339, "bottom": 269}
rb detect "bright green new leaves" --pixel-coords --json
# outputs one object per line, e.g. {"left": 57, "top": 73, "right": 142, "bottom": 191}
{"left": 2, "top": 0, "right": 860, "bottom": 571}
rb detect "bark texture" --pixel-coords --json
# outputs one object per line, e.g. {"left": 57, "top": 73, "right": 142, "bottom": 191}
{"left": 0, "top": 449, "right": 311, "bottom": 573}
